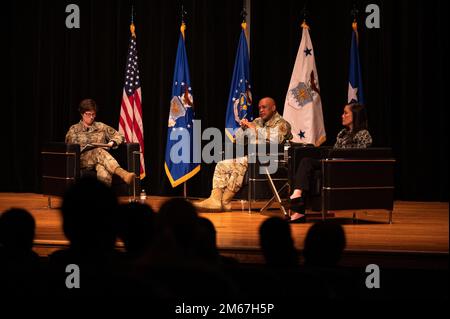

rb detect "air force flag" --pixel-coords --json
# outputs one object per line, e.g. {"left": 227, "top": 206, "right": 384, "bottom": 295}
{"left": 225, "top": 23, "right": 253, "bottom": 142}
{"left": 164, "top": 23, "right": 200, "bottom": 187}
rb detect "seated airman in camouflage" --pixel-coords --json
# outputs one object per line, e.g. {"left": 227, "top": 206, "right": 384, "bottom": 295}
{"left": 65, "top": 99, "right": 136, "bottom": 186}
{"left": 194, "top": 97, "right": 293, "bottom": 211}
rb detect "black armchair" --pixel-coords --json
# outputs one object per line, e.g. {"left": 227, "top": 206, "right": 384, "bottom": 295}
{"left": 290, "top": 145, "right": 395, "bottom": 223}
{"left": 41, "top": 142, "right": 141, "bottom": 207}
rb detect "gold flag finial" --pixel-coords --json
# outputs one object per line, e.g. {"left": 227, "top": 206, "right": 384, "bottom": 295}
{"left": 130, "top": 23, "right": 136, "bottom": 37}
{"left": 352, "top": 21, "right": 359, "bottom": 44}
{"left": 180, "top": 22, "right": 186, "bottom": 39}
{"left": 301, "top": 20, "right": 309, "bottom": 29}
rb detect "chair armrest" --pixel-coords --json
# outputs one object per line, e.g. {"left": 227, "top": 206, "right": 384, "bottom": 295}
{"left": 41, "top": 142, "right": 81, "bottom": 196}
{"left": 325, "top": 147, "right": 394, "bottom": 159}
{"left": 42, "top": 142, "right": 80, "bottom": 154}
{"left": 41, "top": 142, "right": 80, "bottom": 179}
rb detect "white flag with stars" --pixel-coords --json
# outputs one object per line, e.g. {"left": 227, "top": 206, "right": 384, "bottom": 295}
{"left": 283, "top": 22, "right": 326, "bottom": 146}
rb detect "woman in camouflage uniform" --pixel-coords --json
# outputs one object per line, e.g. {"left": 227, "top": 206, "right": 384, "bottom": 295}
{"left": 65, "top": 99, "right": 135, "bottom": 186}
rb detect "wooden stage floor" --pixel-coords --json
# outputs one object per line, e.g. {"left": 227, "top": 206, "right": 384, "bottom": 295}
{"left": 0, "top": 193, "right": 448, "bottom": 269}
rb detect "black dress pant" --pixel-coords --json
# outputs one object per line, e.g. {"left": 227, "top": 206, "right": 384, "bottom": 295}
{"left": 291, "top": 157, "right": 321, "bottom": 192}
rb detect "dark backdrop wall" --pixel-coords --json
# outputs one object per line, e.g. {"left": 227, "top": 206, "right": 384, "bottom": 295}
{"left": 2, "top": 0, "right": 448, "bottom": 201}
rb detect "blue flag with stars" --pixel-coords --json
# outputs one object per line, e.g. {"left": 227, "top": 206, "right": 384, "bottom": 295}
{"left": 164, "top": 23, "right": 200, "bottom": 188}
{"left": 225, "top": 24, "right": 253, "bottom": 142}
{"left": 348, "top": 21, "right": 364, "bottom": 104}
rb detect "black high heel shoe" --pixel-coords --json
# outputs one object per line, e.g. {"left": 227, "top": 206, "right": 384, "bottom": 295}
{"left": 289, "top": 212, "right": 307, "bottom": 223}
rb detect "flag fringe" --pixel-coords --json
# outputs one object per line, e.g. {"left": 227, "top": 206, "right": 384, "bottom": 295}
{"left": 165, "top": 162, "right": 201, "bottom": 188}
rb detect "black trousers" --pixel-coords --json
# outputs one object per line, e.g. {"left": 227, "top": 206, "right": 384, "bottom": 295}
{"left": 291, "top": 157, "right": 321, "bottom": 192}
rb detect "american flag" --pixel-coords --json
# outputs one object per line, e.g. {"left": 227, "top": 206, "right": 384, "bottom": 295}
{"left": 119, "top": 23, "right": 145, "bottom": 178}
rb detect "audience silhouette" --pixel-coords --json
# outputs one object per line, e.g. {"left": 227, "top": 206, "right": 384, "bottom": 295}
{"left": 117, "top": 202, "right": 155, "bottom": 259}
{"left": 255, "top": 217, "right": 330, "bottom": 298}
{"left": 303, "top": 220, "right": 346, "bottom": 267}
{"left": 196, "top": 216, "right": 220, "bottom": 264}
{"left": 302, "top": 220, "right": 357, "bottom": 298}
{"left": 4, "top": 180, "right": 442, "bottom": 301}
{"left": 47, "top": 176, "right": 121, "bottom": 295}
{"left": 0, "top": 208, "right": 45, "bottom": 295}
{"left": 259, "top": 217, "right": 299, "bottom": 268}
{"left": 129, "top": 198, "right": 239, "bottom": 299}
{"left": 196, "top": 216, "right": 238, "bottom": 266}
{"left": 155, "top": 198, "right": 200, "bottom": 261}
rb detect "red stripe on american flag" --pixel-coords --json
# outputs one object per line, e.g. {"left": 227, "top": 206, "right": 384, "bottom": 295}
{"left": 119, "top": 116, "right": 130, "bottom": 142}
{"left": 135, "top": 91, "right": 143, "bottom": 119}
{"left": 121, "top": 100, "right": 134, "bottom": 137}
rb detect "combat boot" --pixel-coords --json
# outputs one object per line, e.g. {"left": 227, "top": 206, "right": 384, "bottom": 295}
{"left": 194, "top": 188, "right": 223, "bottom": 211}
{"left": 114, "top": 167, "right": 136, "bottom": 185}
{"left": 221, "top": 189, "right": 236, "bottom": 211}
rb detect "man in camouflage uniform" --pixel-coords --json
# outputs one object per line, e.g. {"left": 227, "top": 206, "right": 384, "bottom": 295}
{"left": 194, "top": 97, "right": 293, "bottom": 211}
{"left": 65, "top": 99, "right": 135, "bottom": 186}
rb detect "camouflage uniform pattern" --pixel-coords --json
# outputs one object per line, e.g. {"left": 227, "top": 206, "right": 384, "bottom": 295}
{"left": 212, "top": 157, "right": 249, "bottom": 192}
{"left": 235, "top": 111, "right": 293, "bottom": 144}
{"left": 213, "top": 112, "right": 293, "bottom": 193}
{"left": 65, "top": 121, "right": 125, "bottom": 185}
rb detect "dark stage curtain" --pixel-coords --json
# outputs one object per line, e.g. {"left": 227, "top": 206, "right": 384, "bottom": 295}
{"left": 2, "top": 0, "right": 448, "bottom": 201}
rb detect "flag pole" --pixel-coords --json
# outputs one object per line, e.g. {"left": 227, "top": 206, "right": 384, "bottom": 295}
{"left": 181, "top": 4, "right": 187, "bottom": 25}
{"left": 351, "top": 4, "right": 359, "bottom": 44}
{"left": 182, "top": 3, "right": 187, "bottom": 199}
{"left": 351, "top": 3, "right": 359, "bottom": 22}
{"left": 131, "top": 5, "right": 134, "bottom": 24}
{"left": 240, "top": 5, "right": 249, "bottom": 52}
{"left": 300, "top": 4, "right": 309, "bottom": 25}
